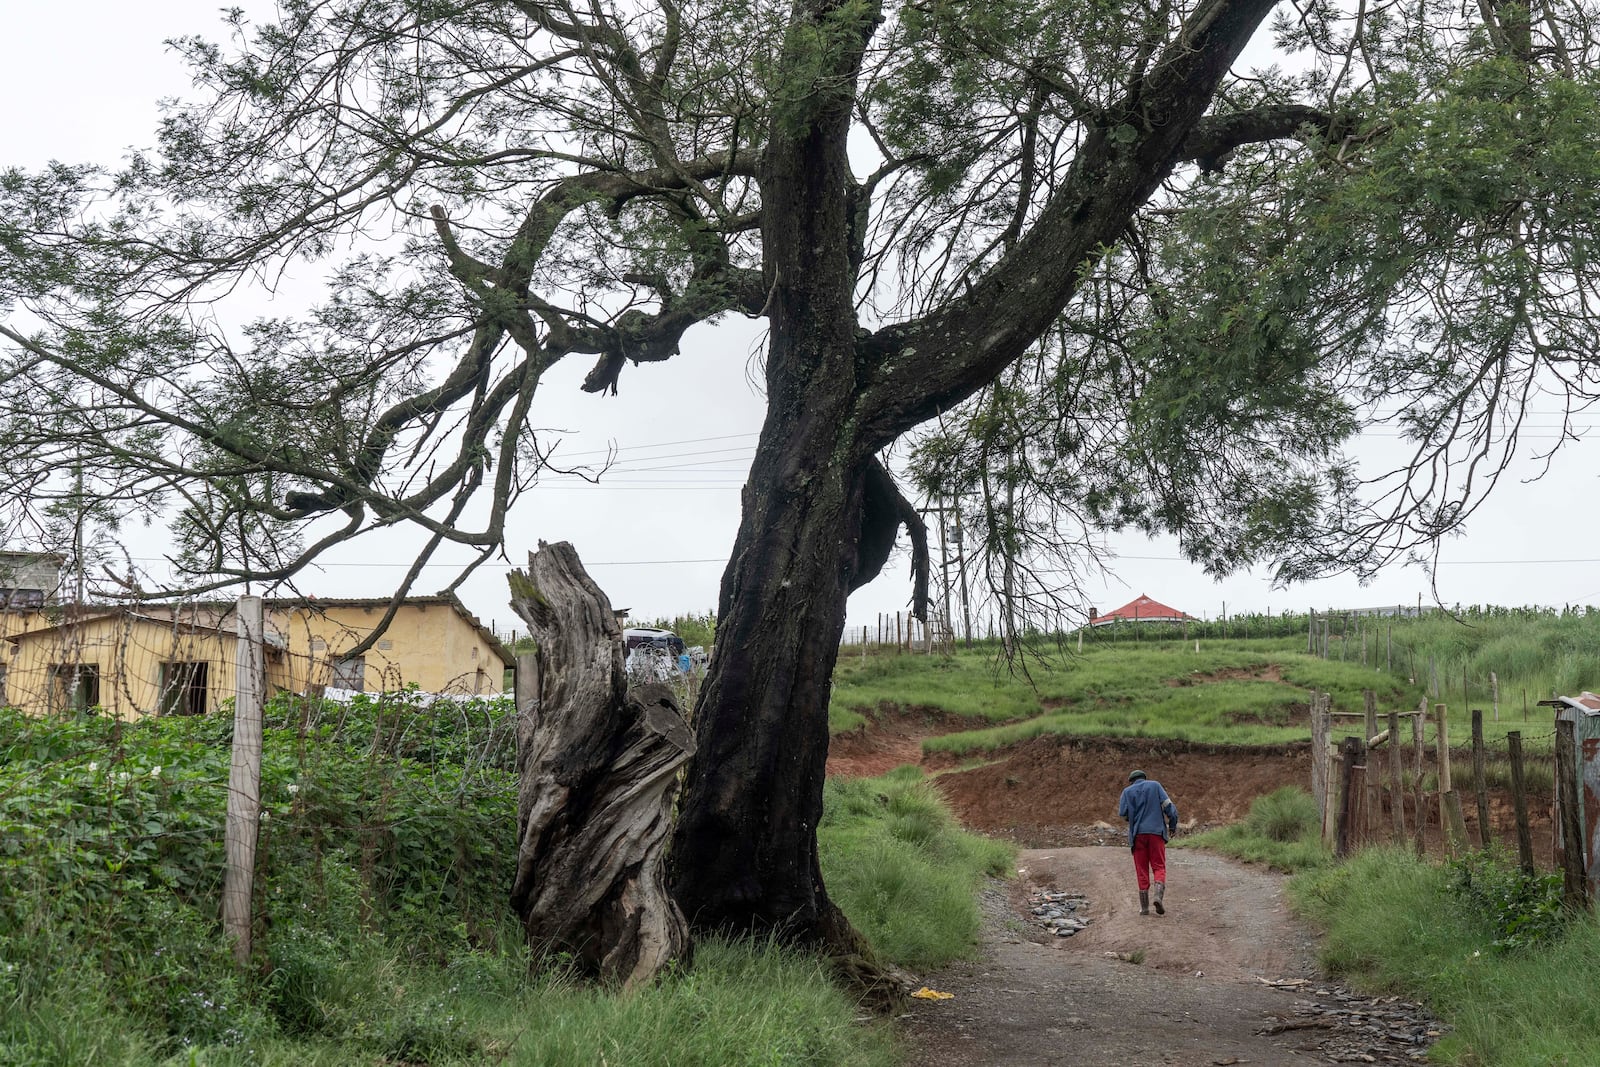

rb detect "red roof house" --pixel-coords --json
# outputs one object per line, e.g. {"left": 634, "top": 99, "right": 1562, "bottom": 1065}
{"left": 1090, "top": 593, "right": 1194, "bottom": 626}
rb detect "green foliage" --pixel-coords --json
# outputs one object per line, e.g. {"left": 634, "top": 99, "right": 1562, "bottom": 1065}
{"left": 0, "top": 696, "right": 953, "bottom": 1064}
{"left": 1449, "top": 852, "right": 1566, "bottom": 952}
{"left": 1182, "top": 787, "right": 1331, "bottom": 872}
{"left": 820, "top": 767, "right": 1014, "bottom": 969}
{"left": 1291, "top": 848, "right": 1600, "bottom": 1066}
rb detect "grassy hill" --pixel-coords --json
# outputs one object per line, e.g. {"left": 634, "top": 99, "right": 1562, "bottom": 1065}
{"left": 832, "top": 605, "right": 1600, "bottom": 754}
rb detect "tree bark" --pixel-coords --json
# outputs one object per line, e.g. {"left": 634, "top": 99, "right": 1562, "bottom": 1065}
{"left": 508, "top": 542, "right": 695, "bottom": 990}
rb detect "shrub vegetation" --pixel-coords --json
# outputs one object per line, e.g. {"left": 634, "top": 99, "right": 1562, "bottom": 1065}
{"left": 1290, "top": 847, "right": 1597, "bottom": 1066}
{"left": 0, "top": 695, "right": 1005, "bottom": 1065}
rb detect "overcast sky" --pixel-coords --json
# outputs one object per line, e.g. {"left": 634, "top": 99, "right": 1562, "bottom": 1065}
{"left": 6, "top": 2, "right": 1600, "bottom": 638}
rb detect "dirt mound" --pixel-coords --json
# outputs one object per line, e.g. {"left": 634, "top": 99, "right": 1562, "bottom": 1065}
{"left": 932, "top": 736, "right": 1311, "bottom": 847}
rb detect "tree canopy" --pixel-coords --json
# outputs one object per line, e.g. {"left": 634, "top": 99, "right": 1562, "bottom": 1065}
{"left": 5, "top": 0, "right": 1597, "bottom": 602}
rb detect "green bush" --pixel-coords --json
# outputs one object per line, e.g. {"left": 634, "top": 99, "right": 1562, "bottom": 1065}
{"left": 0, "top": 700, "right": 950, "bottom": 1064}
{"left": 1449, "top": 852, "right": 1566, "bottom": 952}
{"left": 1290, "top": 848, "right": 1600, "bottom": 1066}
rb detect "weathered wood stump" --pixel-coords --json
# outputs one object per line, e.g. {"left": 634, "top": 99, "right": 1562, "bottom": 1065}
{"left": 507, "top": 541, "right": 695, "bottom": 988}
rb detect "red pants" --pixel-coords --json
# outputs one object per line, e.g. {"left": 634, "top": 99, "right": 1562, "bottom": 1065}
{"left": 1132, "top": 834, "right": 1167, "bottom": 891}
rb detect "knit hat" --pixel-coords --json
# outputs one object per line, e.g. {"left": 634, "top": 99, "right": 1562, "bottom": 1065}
{"left": 1128, "top": 769, "right": 1147, "bottom": 781}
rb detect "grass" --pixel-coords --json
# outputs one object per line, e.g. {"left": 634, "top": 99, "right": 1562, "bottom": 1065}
{"left": 820, "top": 766, "right": 1016, "bottom": 969}
{"left": 1181, "top": 786, "right": 1332, "bottom": 872}
{"left": 1290, "top": 848, "right": 1599, "bottom": 1066}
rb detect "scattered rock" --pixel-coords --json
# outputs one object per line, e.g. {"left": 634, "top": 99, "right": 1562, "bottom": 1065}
{"left": 1255, "top": 982, "right": 1442, "bottom": 1063}
{"left": 1025, "top": 887, "right": 1094, "bottom": 938}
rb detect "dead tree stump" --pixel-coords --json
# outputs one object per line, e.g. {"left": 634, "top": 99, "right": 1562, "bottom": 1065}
{"left": 507, "top": 541, "right": 695, "bottom": 989}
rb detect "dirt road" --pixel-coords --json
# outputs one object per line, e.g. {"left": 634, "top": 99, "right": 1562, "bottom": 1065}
{"left": 898, "top": 846, "right": 1433, "bottom": 1066}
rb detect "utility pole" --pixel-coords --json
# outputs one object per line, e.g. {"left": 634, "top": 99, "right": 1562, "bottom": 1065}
{"left": 919, "top": 496, "right": 960, "bottom": 651}
{"left": 1002, "top": 477, "right": 1017, "bottom": 653}
{"left": 953, "top": 506, "right": 973, "bottom": 646}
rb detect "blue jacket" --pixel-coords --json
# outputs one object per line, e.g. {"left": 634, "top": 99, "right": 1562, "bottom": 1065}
{"left": 1118, "top": 779, "right": 1178, "bottom": 849}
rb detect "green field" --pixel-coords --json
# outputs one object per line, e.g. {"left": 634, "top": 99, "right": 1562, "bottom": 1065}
{"left": 833, "top": 606, "right": 1598, "bottom": 755}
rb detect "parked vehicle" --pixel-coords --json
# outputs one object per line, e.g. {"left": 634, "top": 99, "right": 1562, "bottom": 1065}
{"left": 623, "top": 626, "right": 686, "bottom": 656}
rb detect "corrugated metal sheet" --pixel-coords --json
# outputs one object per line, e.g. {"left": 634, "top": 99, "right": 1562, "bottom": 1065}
{"left": 1552, "top": 693, "right": 1600, "bottom": 900}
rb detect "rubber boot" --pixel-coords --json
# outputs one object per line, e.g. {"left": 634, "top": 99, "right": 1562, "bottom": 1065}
{"left": 1138, "top": 890, "right": 1149, "bottom": 915}
{"left": 1153, "top": 881, "right": 1165, "bottom": 915}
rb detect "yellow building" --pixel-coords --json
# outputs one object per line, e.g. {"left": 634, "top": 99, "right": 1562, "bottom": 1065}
{"left": 0, "top": 595, "right": 512, "bottom": 718}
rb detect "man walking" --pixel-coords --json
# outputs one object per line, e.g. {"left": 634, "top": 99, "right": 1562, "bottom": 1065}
{"left": 1118, "top": 769, "right": 1179, "bottom": 916}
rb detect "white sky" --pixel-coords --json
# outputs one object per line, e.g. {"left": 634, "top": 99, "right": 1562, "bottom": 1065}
{"left": 5, "top": 2, "right": 1599, "bottom": 638}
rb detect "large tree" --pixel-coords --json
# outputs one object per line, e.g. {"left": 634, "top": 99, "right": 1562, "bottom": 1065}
{"left": 5, "top": 0, "right": 1600, "bottom": 953}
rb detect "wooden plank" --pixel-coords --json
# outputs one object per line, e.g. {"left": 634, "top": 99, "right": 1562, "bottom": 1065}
{"left": 1472, "top": 709, "right": 1492, "bottom": 850}
{"left": 1412, "top": 705, "right": 1427, "bottom": 856}
{"left": 1310, "top": 692, "right": 1328, "bottom": 827}
{"left": 1507, "top": 731, "right": 1534, "bottom": 876}
{"left": 1336, "top": 736, "right": 1365, "bottom": 857}
{"left": 1555, "top": 717, "right": 1588, "bottom": 910}
{"left": 1364, "top": 691, "right": 1379, "bottom": 837}
{"left": 1389, "top": 710, "right": 1406, "bottom": 843}
{"left": 1435, "top": 703, "right": 1452, "bottom": 793}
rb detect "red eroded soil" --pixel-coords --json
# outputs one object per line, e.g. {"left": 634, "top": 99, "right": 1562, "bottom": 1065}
{"left": 830, "top": 713, "right": 1557, "bottom": 863}
{"left": 932, "top": 735, "right": 1312, "bottom": 846}
{"left": 826, "top": 704, "right": 984, "bottom": 778}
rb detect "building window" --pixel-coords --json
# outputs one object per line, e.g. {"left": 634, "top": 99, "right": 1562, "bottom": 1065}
{"left": 50, "top": 664, "right": 100, "bottom": 713}
{"left": 331, "top": 656, "right": 366, "bottom": 690}
{"left": 0, "top": 588, "right": 45, "bottom": 611}
{"left": 377, "top": 638, "right": 393, "bottom": 651}
{"left": 158, "top": 661, "right": 210, "bottom": 716}
{"left": 0, "top": 665, "right": 7, "bottom": 708}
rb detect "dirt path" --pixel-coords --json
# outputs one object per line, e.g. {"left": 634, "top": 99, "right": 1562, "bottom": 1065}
{"left": 898, "top": 846, "right": 1433, "bottom": 1066}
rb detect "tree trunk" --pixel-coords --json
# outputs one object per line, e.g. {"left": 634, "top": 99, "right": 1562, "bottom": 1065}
{"left": 508, "top": 542, "right": 695, "bottom": 990}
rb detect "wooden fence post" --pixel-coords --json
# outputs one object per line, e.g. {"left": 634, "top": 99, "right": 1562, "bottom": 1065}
{"left": 223, "top": 595, "right": 265, "bottom": 968}
{"left": 1471, "top": 709, "right": 1492, "bottom": 850}
{"left": 1436, "top": 703, "right": 1468, "bottom": 853}
{"left": 1389, "top": 710, "right": 1406, "bottom": 842}
{"left": 1323, "top": 730, "right": 1342, "bottom": 848}
{"left": 1507, "top": 731, "right": 1535, "bottom": 876}
{"left": 1310, "top": 692, "right": 1329, "bottom": 831}
{"left": 1412, "top": 705, "right": 1427, "bottom": 856}
{"left": 1555, "top": 716, "right": 1589, "bottom": 910}
{"left": 1363, "top": 691, "right": 1379, "bottom": 837}
{"left": 1336, "top": 736, "right": 1365, "bottom": 857}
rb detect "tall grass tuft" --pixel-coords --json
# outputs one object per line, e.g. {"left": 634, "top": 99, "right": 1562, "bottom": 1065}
{"left": 1181, "top": 787, "right": 1330, "bottom": 871}
{"left": 820, "top": 768, "right": 1014, "bottom": 969}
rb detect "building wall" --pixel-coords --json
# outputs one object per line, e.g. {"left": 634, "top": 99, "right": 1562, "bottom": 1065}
{"left": 0, "top": 552, "right": 65, "bottom": 606}
{"left": 0, "top": 616, "right": 240, "bottom": 719}
{"left": 268, "top": 602, "right": 506, "bottom": 695}
{"left": 1, "top": 599, "right": 507, "bottom": 717}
